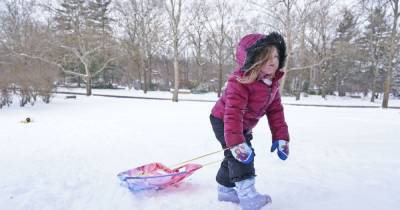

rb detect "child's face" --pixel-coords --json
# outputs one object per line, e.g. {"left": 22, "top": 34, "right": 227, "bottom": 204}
{"left": 260, "top": 47, "right": 279, "bottom": 78}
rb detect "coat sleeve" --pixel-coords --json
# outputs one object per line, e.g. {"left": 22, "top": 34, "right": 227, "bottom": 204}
{"left": 265, "top": 90, "right": 289, "bottom": 142}
{"left": 223, "top": 77, "right": 249, "bottom": 147}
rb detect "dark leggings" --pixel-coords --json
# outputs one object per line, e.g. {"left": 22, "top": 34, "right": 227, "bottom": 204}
{"left": 210, "top": 114, "right": 255, "bottom": 187}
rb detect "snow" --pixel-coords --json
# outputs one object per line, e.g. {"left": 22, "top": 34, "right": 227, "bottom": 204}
{"left": 57, "top": 87, "right": 400, "bottom": 107}
{"left": 1, "top": 90, "right": 400, "bottom": 210}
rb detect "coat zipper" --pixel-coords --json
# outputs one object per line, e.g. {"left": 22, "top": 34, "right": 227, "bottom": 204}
{"left": 256, "top": 84, "right": 273, "bottom": 118}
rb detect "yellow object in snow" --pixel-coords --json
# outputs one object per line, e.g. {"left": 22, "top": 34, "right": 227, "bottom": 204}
{"left": 20, "top": 117, "right": 33, "bottom": 123}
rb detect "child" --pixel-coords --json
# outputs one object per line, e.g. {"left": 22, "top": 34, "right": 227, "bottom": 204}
{"left": 210, "top": 32, "right": 290, "bottom": 210}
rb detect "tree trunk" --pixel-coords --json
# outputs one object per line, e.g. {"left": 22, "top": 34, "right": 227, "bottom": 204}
{"left": 321, "top": 87, "right": 327, "bottom": 99}
{"left": 143, "top": 69, "right": 148, "bottom": 94}
{"left": 371, "top": 68, "right": 377, "bottom": 102}
{"left": 77, "top": 76, "right": 81, "bottom": 87}
{"left": 172, "top": 55, "right": 179, "bottom": 102}
{"left": 142, "top": 56, "right": 148, "bottom": 94}
{"left": 86, "top": 75, "right": 92, "bottom": 96}
{"left": 172, "top": 34, "right": 180, "bottom": 102}
{"left": 295, "top": 78, "right": 301, "bottom": 100}
{"left": 338, "top": 78, "right": 345, "bottom": 97}
{"left": 103, "top": 70, "right": 107, "bottom": 85}
{"left": 167, "top": 0, "right": 182, "bottom": 102}
{"left": 382, "top": 0, "right": 399, "bottom": 108}
{"left": 279, "top": 2, "right": 293, "bottom": 95}
{"left": 295, "top": 75, "right": 303, "bottom": 101}
{"left": 137, "top": 65, "right": 142, "bottom": 90}
{"left": 295, "top": 22, "right": 307, "bottom": 101}
{"left": 148, "top": 55, "right": 152, "bottom": 90}
{"left": 164, "top": 57, "right": 171, "bottom": 89}
{"left": 218, "top": 59, "right": 223, "bottom": 97}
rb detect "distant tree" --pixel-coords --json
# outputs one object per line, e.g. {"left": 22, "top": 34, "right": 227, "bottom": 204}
{"left": 165, "top": 0, "right": 183, "bottom": 102}
{"left": 331, "top": 8, "right": 359, "bottom": 97}
{"left": 87, "top": 0, "right": 114, "bottom": 85}
{"left": 358, "top": 6, "right": 390, "bottom": 101}
{"left": 35, "top": 0, "right": 116, "bottom": 96}
{"left": 289, "top": 0, "right": 319, "bottom": 100}
{"left": 0, "top": 62, "right": 13, "bottom": 108}
{"left": 0, "top": 0, "right": 57, "bottom": 106}
{"left": 116, "top": 0, "right": 164, "bottom": 93}
{"left": 307, "top": 0, "right": 336, "bottom": 98}
{"left": 87, "top": 0, "right": 112, "bottom": 42}
{"left": 114, "top": 0, "right": 141, "bottom": 89}
{"left": 382, "top": 0, "right": 399, "bottom": 108}
{"left": 249, "top": 0, "right": 296, "bottom": 95}
{"left": 206, "top": 0, "right": 233, "bottom": 97}
{"left": 394, "top": 61, "right": 400, "bottom": 96}
{"left": 186, "top": 0, "right": 209, "bottom": 84}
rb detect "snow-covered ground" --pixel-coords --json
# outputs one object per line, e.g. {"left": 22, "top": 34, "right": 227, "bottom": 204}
{"left": 1, "top": 90, "right": 400, "bottom": 210}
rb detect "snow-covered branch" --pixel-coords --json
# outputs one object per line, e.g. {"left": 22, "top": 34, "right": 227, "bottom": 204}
{"left": 93, "top": 57, "right": 117, "bottom": 77}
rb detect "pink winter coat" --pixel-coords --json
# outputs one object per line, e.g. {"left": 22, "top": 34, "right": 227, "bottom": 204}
{"left": 211, "top": 34, "right": 289, "bottom": 147}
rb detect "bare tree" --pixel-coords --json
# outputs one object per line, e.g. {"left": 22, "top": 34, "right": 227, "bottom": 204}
{"left": 249, "top": 0, "right": 341, "bottom": 98}
{"left": 114, "top": 0, "right": 141, "bottom": 89}
{"left": 306, "top": 0, "right": 336, "bottom": 98}
{"left": 249, "top": 0, "right": 297, "bottom": 94}
{"left": 165, "top": 0, "right": 182, "bottom": 102}
{"left": 116, "top": 0, "right": 164, "bottom": 93}
{"left": 206, "top": 0, "right": 233, "bottom": 97}
{"left": 53, "top": 0, "right": 117, "bottom": 95}
{"left": 0, "top": 52, "right": 13, "bottom": 108}
{"left": 11, "top": 0, "right": 117, "bottom": 96}
{"left": 186, "top": 0, "right": 209, "bottom": 84}
{"left": 0, "top": 0, "right": 57, "bottom": 106}
{"left": 290, "top": 0, "right": 319, "bottom": 100}
{"left": 382, "top": 0, "right": 399, "bottom": 108}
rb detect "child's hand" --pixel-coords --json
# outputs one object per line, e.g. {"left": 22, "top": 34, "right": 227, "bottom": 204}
{"left": 271, "top": 140, "right": 289, "bottom": 160}
{"left": 230, "top": 142, "right": 254, "bottom": 164}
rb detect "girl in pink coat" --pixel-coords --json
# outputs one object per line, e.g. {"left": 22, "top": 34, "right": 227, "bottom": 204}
{"left": 210, "top": 32, "right": 290, "bottom": 210}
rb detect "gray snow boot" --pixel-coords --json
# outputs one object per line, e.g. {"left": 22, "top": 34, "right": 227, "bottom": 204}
{"left": 218, "top": 184, "right": 240, "bottom": 203}
{"left": 235, "top": 178, "right": 272, "bottom": 210}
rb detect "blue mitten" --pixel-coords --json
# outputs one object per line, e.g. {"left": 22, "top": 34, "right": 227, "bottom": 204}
{"left": 230, "top": 142, "right": 254, "bottom": 164}
{"left": 271, "top": 140, "right": 289, "bottom": 160}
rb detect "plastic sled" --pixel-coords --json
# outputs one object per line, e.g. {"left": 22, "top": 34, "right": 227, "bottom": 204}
{"left": 117, "top": 162, "right": 202, "bottom": 192}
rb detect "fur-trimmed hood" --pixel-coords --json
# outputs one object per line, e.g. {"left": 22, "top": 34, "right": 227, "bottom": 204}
{"left": 236, "top": 32, "right": 287, "bottom": 72}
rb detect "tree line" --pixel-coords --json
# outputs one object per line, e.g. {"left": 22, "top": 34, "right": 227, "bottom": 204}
{"left": 0, "top": 0, "right": 399, "bottom": 108}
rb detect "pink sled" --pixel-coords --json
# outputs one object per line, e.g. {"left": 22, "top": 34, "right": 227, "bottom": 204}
{"left": 117, "top": 162, "right": 202, "bottom": 192}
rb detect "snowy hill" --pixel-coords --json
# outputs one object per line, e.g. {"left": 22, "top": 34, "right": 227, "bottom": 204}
{"left": 0, "top": 91, "right": 399, "bottom": 210}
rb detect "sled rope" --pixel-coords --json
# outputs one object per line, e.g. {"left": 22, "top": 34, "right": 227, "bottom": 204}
{"left": 201, "top": 159, "right": 224, "bottom": 167}
{"left": 171, "top": 147, "right": 230, "bottom": 168}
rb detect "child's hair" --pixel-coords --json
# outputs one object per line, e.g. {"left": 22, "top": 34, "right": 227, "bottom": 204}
{"left": 237, "top": 45, "right": 277, "bottom": 84}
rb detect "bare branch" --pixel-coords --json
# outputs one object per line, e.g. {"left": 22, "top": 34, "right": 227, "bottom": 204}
{"left": 0, "top": 61, "right": 12, "bottom": 65}
{"left": 288, "top": 54, "right": 337, "bottom": 71}
{"left": 93, "top": 57, "right": 117, "bottom": 77}
{"left": 0, "top": 54, "right": 12, "bottom": 58}
{"left": 84, "top": 46, "right": 102, "bottom": 57}
{"left": 248, "top": 0, "right": 276, "bottom": 17}
{"left": 17, "top": 53, "right": 85, "bottom": 77}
